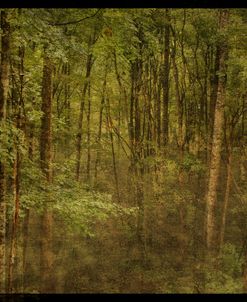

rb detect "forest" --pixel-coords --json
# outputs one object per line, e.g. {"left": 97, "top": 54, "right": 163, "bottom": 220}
{"left": 0, "top": 8, "right": 246, "bottom": 293}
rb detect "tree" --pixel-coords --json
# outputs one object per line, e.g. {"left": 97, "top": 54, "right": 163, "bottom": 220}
{"left": 205, "top": 9, "right": 230, "bottom": 251}
{"left": 0, "top": 8, "right": 246, "bottom": 294}
{"left": 0, "top": 9, "right": 10, "bottom": 293}
{"left": 162, "top": 9, "right": 170, "bottom": 147}
{"left": 39, "top": 47, "right": 54, "bottom": 293}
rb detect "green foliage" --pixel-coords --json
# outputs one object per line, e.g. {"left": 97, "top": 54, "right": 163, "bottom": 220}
{"left": 0, "top": 120, "right": 26, "bottom": 164}
{"left": 2, "top": 8, "right": 247, "bottom": 294}
{"left": 182, "top": 153, "right": 206, "bottom": 174}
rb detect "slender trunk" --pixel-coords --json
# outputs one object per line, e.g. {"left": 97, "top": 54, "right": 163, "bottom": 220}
{"left": 162, "top": 9, "right": 170, "bottom": 147}
{"left": 22, "top": 208, "right": 29, "bottom": 291}
{"left": 205, "top": 10, "right": 229, "bottom": 251}
{"left": 146, "top": 67, "right": 152, "bottom": 159}
{"left": 209, "top": 47, "right": 220, "bottom": 138}
{"left": 207, "top": 42, "right": 220, "bottom": 163}
{"left": 152, "top": 60, "right": 157, "bottom": 148}
{"left": 7, "top": 45, "right": 24, "bottom": 293}
{"left": 172, "top": 46, "right": 183, "bottom": 152}
{"left": 117, "top": 93, "right": 121, "bottom": 160}
{"left": 204, "top": 48, "right": 209, "bottom": 160}
{"left": 94, "top": 69, "right": 107, "bottom": 181}
{"left": 106, "top": 97, "right": 120, "bottom": 202}
{"left": 219, "top": 149, "right": 232, "bottom": 250}
{"left": 22, "top": 98, "right": 35, "bottom": 291}
{"left": 0, "top": 10, "right": 10, "bottom": 293}
{"left": 40, "top": 48, "right": 54, "bottom": 293}
{"left": 7, "top": 151, "right": 20, "bottom": 293}
{"left": 157, "top": 65, "right": 162, "bottom": 149}
{"left": 76, "top": 52, "right": 93, "bottom": 181}
{"left": 129, "top": 63, "right": 135, "bottom": 162}
{"left": 86, "top": 81, "right": 91, "bottom": 183}
{"left": 113, "top": 50, "right": 128, "bottom": 129}
{"left": 136, "top": 171, "right": 146, "bottom": 265}
{"left": 192, "top": 175, "right": 206, "bottom": 293}
{"left": 135, "top": 77, "right": 141, "bottom": 160}
{"left": 65, "top": 62, "right": 71, "bottom": 126}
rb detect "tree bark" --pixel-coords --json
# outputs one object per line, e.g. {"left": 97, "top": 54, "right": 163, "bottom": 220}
{"left": 162, "top": 9, "right": 170, "bottom": 147}
{"left": 106, "top": 97, "right": 120, "bottom": 202}
{"left": 7, "top": 45, "right": 24, "bottom": 293}
{"left": 22, "top": 97, "right": 35, "bottom": 291}
{"left": 86, "top": 81, "right": 91, "bottom": 184}
{"left": 94, "top": 67, "right": 107, "bottom": 181}
{"left": 0, "top": 10, "right": 10, "bottom": 293}
{"left": 7, "top": 151, "right": 20, "bottom": 293}
{"left": 172, "top": 44, "right": 184, "bottom": 152}
{"left": 219, "top": 149, "right": 232, "bottom": 250}
{"left": 205, "top": 9, "right": 229, "bottom": 251}
{"left": 40, "top": 48, "right": 54, "bottom": 293}
{"left": 75, "top": 51, "right": 93, "bottom": 181}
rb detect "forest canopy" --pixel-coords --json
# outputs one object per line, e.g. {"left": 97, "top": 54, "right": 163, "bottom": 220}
{"left": 0, "top": 8, "right": 246, "bottom": 293}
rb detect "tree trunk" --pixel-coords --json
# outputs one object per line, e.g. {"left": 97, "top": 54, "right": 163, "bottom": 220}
{"left": 94, "top": 67, "right": 107, "bottom": 181}
{"left": 156, "top": 62, "right": 162, "bottom": 149}
{"left": 7, "top": 151, "right": 20, "bottom": 293}
{"left": 172, "top": 48, "right": 184, "bottom": 153}
{"left": 65, "top": 62, "right": 71, "bottom": 126}
{"left": 7, "top": 45, "right": 24, "bottom": 293}
{"left": 86, "top": 81, "right": 91, "bottom": 184}
{"left": 75, "top": 52, "right": 93, "bottom": 181}
{"left": 22, "top": 208, "right": 29, "bottom": 291}
{"left": 205, "top": 9, "right": 229, "bottom": 251}
{"left": 113, "top": 49, "right": 129, "bottom": 131}
{"left": 219, "top": 149, "right": 232, "bottom": 250}
{"left": 209, "top": 46, "right": 220, "bottom": 139}
{"left": 40, "top": 48, "right": 54, "bottom": 293}
{"left": 23, "top": 97, "right": 35, "bottom": 291}
{"left": 106, "top": 97, "right": 120, "bottom": 202}
{"left": 162, "top": 9, "right": 170, "bottom": 147}
{"left": 0, "top": 10, "right": 10, "bottom": 293}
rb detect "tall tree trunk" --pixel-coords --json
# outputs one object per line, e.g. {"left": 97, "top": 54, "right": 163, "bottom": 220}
{"left": 113, "top": 49, "right": 129, "bottom": 130}
{"left": 40, "top": 48, "right": 54, "bottom": 293}
{"left": 75, "top": 52, "right": 93, "bottom": 181}
{"left": 162, "top": 9, "right": 170, "bottom": 147}
{"left": 86, "top": 81, "right": 91, "bottom": 184}
{"left": 7, "top": 45, "right": 24, "bottom": 293}
{"left": 7, "top": 151, "right": 20, "bottom": 293}
{"left": 156, "top": 61, "right": 162, "bottom": 149}
{"left": 65, "top": 62, "right": 71, "bottom": 126}
{"left": 94, "top": 67, "right": 107, "bottom": 181}
{"left": 0, "top": 10, "right": 10, "bottom": 293}
{"left": 207, "top": 42, "right": 221, "bottom": 163}
{"left": 219, "top": 148, "right": 232, "bottom": 251}
{"left": 205, "top": 9, "right": 229, "bottom": 251}
{"left": 22, "top": 208, "right": 29, "bottom": 291}
{"left": 22, "top": 97, "right": 35, "bottom": 291}
{"left": 209, "top": 47, "right": 220, "bottom": 138}
{"left": 129, "top": 63, "right": 135, "bottom": 161}
{"left": 172, "top": 45, "right": 184, "bottom": 153}
{"left": 106, "top": 97, "right": 120, "bottom": 202}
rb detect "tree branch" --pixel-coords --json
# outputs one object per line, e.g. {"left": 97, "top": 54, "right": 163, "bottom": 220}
{"left": 49, "top": 9, "right": 102, "bottom": 26}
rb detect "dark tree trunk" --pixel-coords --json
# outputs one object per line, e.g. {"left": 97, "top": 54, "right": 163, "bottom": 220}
{"left": 106, "top": 97, "right": 120, "bottom": 202}
{"left": 162, "top": 9, "right": 170, "bottom": 147}
{"left": 7, "top": 45, "right": 24, "bottom": 293}
{"left": 75, "top": 52, "right": 93, "bottom": 182}
{"left": 94, "top": 67, "right": 107, "bottom": 181}
{"left": 206, "top": 9, "right": 229, "bottom": 251}
{"left": 0, "top": 10, "right": 10, "bottom": 293}
{"left": 40, "top": 48, "right": 54, "bottom": 293}
{"left": 86, "top": 81, "right": 91, "bottom": 184}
